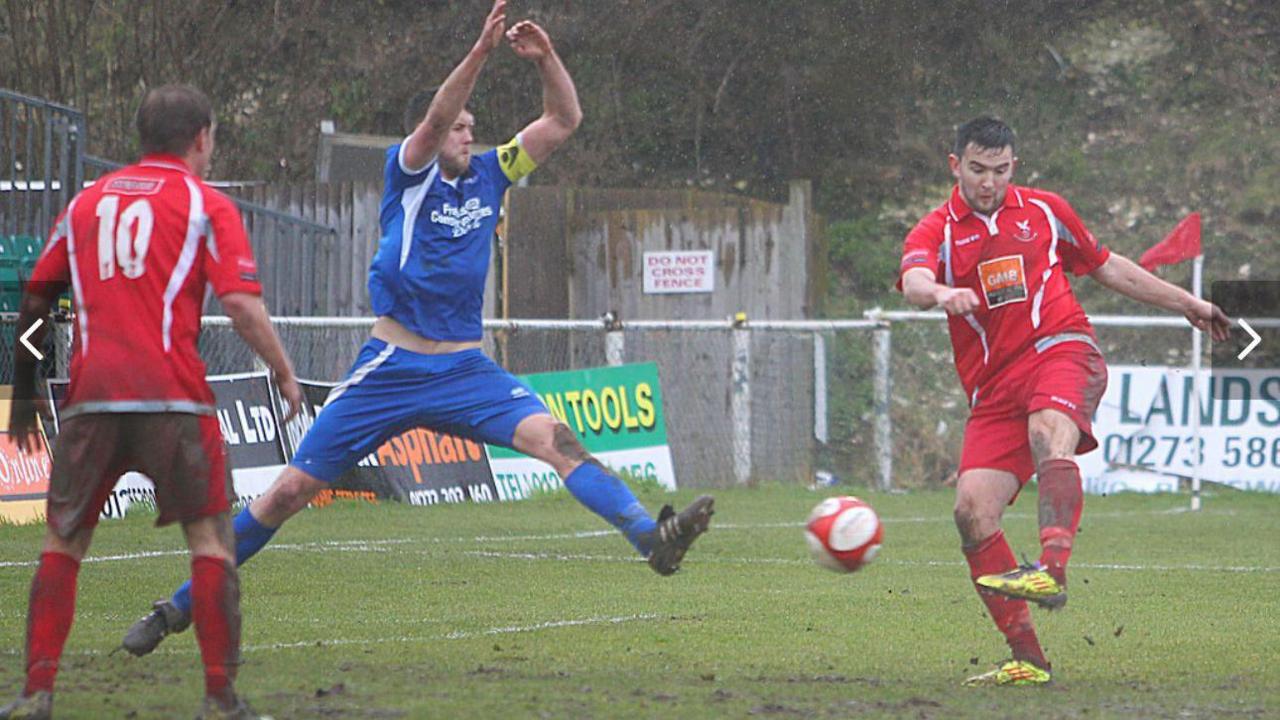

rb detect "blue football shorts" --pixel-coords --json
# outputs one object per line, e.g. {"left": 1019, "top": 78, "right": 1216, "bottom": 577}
{"left": 290, "top": 339, "right": 547, "bottom": 483}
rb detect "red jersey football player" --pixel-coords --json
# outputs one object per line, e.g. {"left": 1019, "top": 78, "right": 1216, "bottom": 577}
{"left": 3, "top": 85, "right": 302, "bottom": 720}
{"left": 898, "top": 117, "right": 1231, "bottom": 687}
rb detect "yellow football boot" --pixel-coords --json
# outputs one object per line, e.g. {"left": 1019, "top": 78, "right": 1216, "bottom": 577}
{"left": 962, "top": 659, "right": 1052, "bottom": 687}
{"left": 975, "top": 563, "right": 1067, "bottom": 609}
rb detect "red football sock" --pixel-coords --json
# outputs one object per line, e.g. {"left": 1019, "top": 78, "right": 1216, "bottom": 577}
{"left": 191, "top": 556, "right": 241, "bottom": 706}
{"left": 1037, "top": 459, "right": 1084, "bottom": 587}
{"left": 964, "top": 531, "right": 1048, "bottom": 669}
{"left": 24, "top": 552, "right": 81, "bottom": 695}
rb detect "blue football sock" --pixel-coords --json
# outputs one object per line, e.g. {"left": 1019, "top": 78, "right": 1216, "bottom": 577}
{"left": 170, "top": 506, "right": 278, "bottom": 615}
{"left": 563, "top": 462, "right": 657, "bottom": 555}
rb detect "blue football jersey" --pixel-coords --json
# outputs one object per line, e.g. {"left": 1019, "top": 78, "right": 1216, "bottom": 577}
{"left": 368, "top": 135, "right": 535, "bottom": 341}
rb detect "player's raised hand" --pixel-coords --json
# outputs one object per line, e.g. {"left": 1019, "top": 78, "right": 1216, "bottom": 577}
{"left": 473, "top": 0, "right": 507, "bottom": 55}
{"left": 506, "top": 20, "right": 553, "bottom": 62}
{"left": 277, "top": 375, "right": 305, "bottom": 424}
{"left": 934, "top": 286, "right": 982, "bottom": 315}
{"left": 1185, "top": 299, "right": 1232, "bottom": 343}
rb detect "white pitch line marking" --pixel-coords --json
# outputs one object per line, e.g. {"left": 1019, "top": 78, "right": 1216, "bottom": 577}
{"left": 463, "top": 550, "right": 1280, "bottom": 574}
{"left": 0, "top": 509, "right": 1262, "bottom": 569}
{"left": 244, "top": 612, "right": 663, "bottom": 651}
{"left": 0, "top": 613, "right": 664, "bottom": 657}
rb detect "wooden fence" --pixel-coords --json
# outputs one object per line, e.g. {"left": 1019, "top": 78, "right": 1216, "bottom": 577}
{"left": 240, "top": 180, "right": 827, "bottom": 485}
{"left": 236, "top": 182, "right": 382, "bottom": 316}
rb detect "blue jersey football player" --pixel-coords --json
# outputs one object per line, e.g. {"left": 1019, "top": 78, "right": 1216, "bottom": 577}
{"left": 121, "top": 1, "right": 713, "bottom": 661}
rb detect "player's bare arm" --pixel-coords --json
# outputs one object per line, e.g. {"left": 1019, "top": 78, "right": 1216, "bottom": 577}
{"left": 401, "top": 0, "right": 507, "bottom": 172}
{"left": 507, "top": 20, "right": 582, "bottom": 163}
{"left": 221, "top": 292, "right": 304, "bottom": 421}
{"left": 902, "top": 268, "right": 982, "bottom": 315}
{"left": 1089, "top": 253, "right": 1232, "bottom": 342}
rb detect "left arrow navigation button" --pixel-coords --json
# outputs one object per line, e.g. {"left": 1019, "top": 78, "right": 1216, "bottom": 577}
{"left": 20, "top": 319, "right": 44, "bottom": 361}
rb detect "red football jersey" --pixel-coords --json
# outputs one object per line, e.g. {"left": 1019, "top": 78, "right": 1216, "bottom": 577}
{"left": 29, "top": 154, "right": 262, "bottom": 416}
{"left": 898, "top": 185, "right": 1111, "bottom": 404}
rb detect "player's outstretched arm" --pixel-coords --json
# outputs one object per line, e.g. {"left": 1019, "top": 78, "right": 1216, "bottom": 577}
{"left": 507, "top": 20, "right": 582, "bottom": 164}
{"left": 401, "top": 0, "right": 508, "bottom": 172}
{"left": 1089, "top": 253, "right": 1232, "bottom": 342}
{"left": 901, "top": 268, "right": 982, "bottom": 315}
{"left": 220, "top": 292, "right": 303, "bottom": 421}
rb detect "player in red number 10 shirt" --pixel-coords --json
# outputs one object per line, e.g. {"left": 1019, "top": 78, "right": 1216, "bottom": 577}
{"left": 898, "top": 117, "right": 1231, "bottom": 687}
{"left": 3, "top": 85, "right": 302, "bottom": 720}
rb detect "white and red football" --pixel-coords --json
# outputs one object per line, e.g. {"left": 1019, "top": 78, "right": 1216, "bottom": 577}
{"left": 805, "top": 496, "right": 883, "bottom": 573}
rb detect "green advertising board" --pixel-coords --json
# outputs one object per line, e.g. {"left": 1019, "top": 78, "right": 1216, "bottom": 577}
{"left": 485, "top": 363, "right": 677, "bottom": 500}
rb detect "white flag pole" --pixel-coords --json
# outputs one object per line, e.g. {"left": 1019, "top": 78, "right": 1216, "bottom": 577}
{"left": 1190, "top": 254, "right": 1204, "bottom": 511}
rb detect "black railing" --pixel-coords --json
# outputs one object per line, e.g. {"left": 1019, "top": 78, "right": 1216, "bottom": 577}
{"left": 0, "top": 89, "right": 84, "bottom": 239}
{"left": 84, "top": 155, "right": 340, "bottom": 315}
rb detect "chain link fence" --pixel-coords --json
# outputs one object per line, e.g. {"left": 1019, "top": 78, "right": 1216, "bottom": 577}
{"left": 194, "top": 317, "right": 879, "bottom": 489}
{"left": 8, "top": 313, "right": 1213, "bottom": 491}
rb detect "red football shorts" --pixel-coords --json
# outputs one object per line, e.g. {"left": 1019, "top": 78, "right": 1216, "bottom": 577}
{"left": 46, "top": 413, "right": 233, "bottom": 537}
{"left": 958, "top": 339, "right": 1108, "bottom": 484}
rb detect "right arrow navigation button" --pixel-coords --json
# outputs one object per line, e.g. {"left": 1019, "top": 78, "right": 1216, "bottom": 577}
{"left": 1211, "top": 280, "right": 1278, "bottom": 375}
{"left": 1236, "top": 319, "right": 1261, "bottom": 361}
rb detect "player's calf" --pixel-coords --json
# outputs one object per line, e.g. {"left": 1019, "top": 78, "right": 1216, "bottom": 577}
{"left": 1036, "top": 458, "right": 1084, "bottom": 588}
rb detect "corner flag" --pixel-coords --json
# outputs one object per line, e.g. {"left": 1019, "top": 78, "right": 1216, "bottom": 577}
{"left": 1139, "top": 213, "right": 1201, "bottom": 271}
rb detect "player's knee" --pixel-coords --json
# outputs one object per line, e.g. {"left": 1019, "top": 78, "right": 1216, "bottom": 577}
{"left": 260, "top": 468, "right": 324, "bottom": 519}
{"left": 1028, "top": 416, "right": 1073, "bottom": 463}
{"left": 514, "top": 416, "right": 596, "bottom": 476}
{"left": 530, "top": 420, "right": 590, "bottom": 465}
{"left": 953, "top": 493, "right": 998, "bottom": 545}
{"left": 1028, "top": 426, "right": 1052, "bottom": 462}
{"left": 550, "top": 423, "right": 591, "bottom": 462}
{"left": 41, "top": 526, "right": 92, "bottom": 561}
{"left": 183, "top": 514, "right": 235, "bottom": 561}
{"left": 282, "top": 473, "right": 324, "bottom": 506}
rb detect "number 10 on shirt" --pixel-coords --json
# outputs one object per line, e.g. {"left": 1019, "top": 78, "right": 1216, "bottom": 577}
{"left": 94, "top": 196, "right": 154, "bottom": 280}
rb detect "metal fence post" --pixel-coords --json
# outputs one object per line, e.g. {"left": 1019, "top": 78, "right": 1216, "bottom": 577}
{"left": 603, "top": 311, "right": 624, "bottom": 366}
{"left": 813, "top": 331, "right": 828, "bottom": 444}
{"left": 873, "top": 322, "right": 893, "bottom": 491}
{"left": 732, "top": 313, "right": 752, "bottom": 486}
{"left": 54, "top": 320, "right": 72, "bottom": 378}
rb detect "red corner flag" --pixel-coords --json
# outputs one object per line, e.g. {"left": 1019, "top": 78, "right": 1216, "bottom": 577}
{"left": 1139, "top": 213, "right": 1202, "bottom": 271}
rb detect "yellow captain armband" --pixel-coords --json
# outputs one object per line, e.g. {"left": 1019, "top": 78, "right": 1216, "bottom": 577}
{"left": 496, "top": 135, "right": 537, "bottom": 183}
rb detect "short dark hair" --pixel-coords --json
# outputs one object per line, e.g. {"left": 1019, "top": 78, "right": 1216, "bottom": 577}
{"left": 954, "top": 116, "right": 1015, "bottom": 158}
{"left": 403, "top": 87, "right": 439, "bottom": 135}
{"left": 135, "top": 84, "right": 214, "bottom": 156}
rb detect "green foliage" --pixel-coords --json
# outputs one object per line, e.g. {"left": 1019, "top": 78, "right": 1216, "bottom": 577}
{"left": 826, "top": 217, "right": 902, "bottom": 304}
{"left": 0, "top": 487, "right": 1274, "bottom": 717}
{"left": 3, "top": 1, "right": 1277, "bottom": 222}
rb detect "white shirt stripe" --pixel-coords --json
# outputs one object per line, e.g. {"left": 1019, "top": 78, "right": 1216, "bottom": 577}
{"left": 941, "top": 222, "right": 954, "bottom": 286}
{"left": 325, "top": 342, "right": 396, "bottom": 406}
{"left": 1027, "top": 198, "right": 1061, "bottom": 330}
{"left": 162, "top": 178, "right": 205, "bottom": 352}
{"left": 40, "top": 215, "right": 69, "bottom": 262}
{"left": 943, "top": 220, "right": 990, "bottom": 364}
{"left": 63, "top": 197, "right": 88, "bottom": 357}
{"left": 399, "top": 165, "right": 438, "bottom": 270}
{"left": 397, "top": 139, "right": 437, "bottom": 176}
